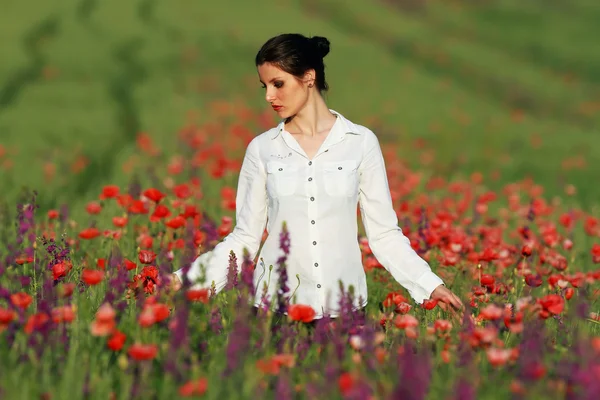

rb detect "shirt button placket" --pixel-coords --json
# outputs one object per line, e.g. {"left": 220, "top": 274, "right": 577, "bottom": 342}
{"left": 307, "top": 159, "right": 322, "bottom": 297}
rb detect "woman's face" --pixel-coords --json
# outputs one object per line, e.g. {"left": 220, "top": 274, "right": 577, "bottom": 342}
{"left": 257, "top": 62, "right": 313, "bottom": 119}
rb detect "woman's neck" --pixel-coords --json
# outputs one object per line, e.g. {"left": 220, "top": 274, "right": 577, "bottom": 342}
{"left": 285, "top": 95, "right": 336, "bottom": 137}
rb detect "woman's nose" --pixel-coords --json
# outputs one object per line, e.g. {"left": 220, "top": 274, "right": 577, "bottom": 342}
{"left": 265, "top": 88, "right": 276, "bottom": 103}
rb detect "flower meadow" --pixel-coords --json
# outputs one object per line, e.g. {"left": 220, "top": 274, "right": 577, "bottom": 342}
{"left": 0, "top": 106, "right": 599, "bottom": 400}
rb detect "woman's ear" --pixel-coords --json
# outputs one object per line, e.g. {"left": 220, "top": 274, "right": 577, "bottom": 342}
{"left": 304, "top": 69, "right": 316, "bottom": 87}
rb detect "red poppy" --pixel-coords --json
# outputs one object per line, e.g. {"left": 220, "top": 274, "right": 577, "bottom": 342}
{"left": 173, "top": 184, "right": 192, "bottom": 199}
{"left": 15, "top": 255, "right": 33, "bottom": 265}
{"left": 565, "top": 287, "right": 575, "bottom": 300}
{"left": 524, "top": 274, "right": 543, "bottom": 287}
{"left": 178, "top": 377, "right": 208, "bottom": 397}
{"left": 338, "top": 372, "right": 356, "bottom": 396}
{"left": 181, "top": 205, "right": 200, "bottom": 219}
{"left": 138, "top": 250, "right": 156, "bottom": 265}
{"left": 59, "top": 282, "right": 75, "bottom": 298}
{"left": 117, "top": 194, "right": 133, "bottom": 208}
{"left": 193, "top": 231, "right": 206, "bottom": 247}
{"left": 127, "top": 343, "right": 158, "bottom": 361}
{"left": 47, "top": 209, "right": 60, "bottom": 219}
{"left": 86, "top": 201, "right": 102, "bottom": 215}
{"left": 165, "top": 216, "right": 186, "bottom": 229}
{"left": 0, "top": 308, "right": 16, "bottom": 324}
{"left": 394, "top": 314, "right": 419, "bottom": 329}
{"left": 486, "top": 347, "right": 514, "bottom": 367}
{"left": 24, "top": 313, "right": 50, "bottom": 334}
{"left": 433, "top": 319, "right": 453, "bottom": 333}
{"left": 288, "top": 304, "right": 316, "bottom": 323}
{"left": 138, "top": 308, "right": 156, "bottom": 327}
{"left": 186, "top": 288, "right": 209, "bottom": 303}
{"left": 96, "top": 303, "right": 116, "bottom": 323}
{"left": 479, "top": 304, "right": 503, "bottom": 321}
{"left": 138, "top": 234, "right": 153, "bottom": 249}
{"left": 538, "top": 294, "right": 565, "bottom": 317}
{"left": 128, "top": 200, "right": 149, "bottom": 214}
{"left": 79, "top": 227, "right": 101, "bottom": 240}
{"left": 480, "top": 274, "right": 495, "bottom": 288}
{"left": 141, "top": 265, "right": 158, "bottom": 281}
{"left": 124, "top": 259, "right": 137, "bottom": 271}
{"left": 90, "top": 319, "right": 116, "bottom": 337}
{"left": 51, "top": 305, "right": 76, "bottom": 324}
{"left": 143, "top": 188, "right": 166, "bottom": 203}
{"left": 107, "top": 330, "right": 127, "bottom": 351}
{"left": 52, "top": 262, "right": 68, "bottom": 280}
{"left": 422, "top": 299, "right": 438, "bottom": 310}
{"left": 168, "top": 157, "right": 184, "bottom": 175}
{"left": 150, "top": 303, "right": 170, "bottom": 323}
{"left": 101, "top": 185, "right": 120, "bottom": 199}
{"left": 150, "top": 204, "right": 171, "bottom": 221}
{"left": 395, "top": 302, "right": 412, "bottom": 314}
{"left": 10, "top": 292, "right": 33, "bottom": 310}
{"left": 82, "top": 269, "right": 104, "bottom": 285}
{"left": 382, "top": 292, "right": 407, "bottom": 308}
{"left": 112, "top": 216, "right": 128, "bottom": 228}
{"left": 217, "top": 216, "right": 233, "bottom": 237}
{"left": 168, "top": 239, "right": 185, "bottom": 251}
{"left": 592, "top": 244, "right": 600, "bottom": 263}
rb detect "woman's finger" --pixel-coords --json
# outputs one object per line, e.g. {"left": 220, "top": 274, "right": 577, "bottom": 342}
{"left": 451, "top": 294, "right": 463, "bottom": 310}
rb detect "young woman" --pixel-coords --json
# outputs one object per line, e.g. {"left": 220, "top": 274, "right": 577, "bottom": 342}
{"left": 171, "top": 33, "right": 463, "bottom": 319}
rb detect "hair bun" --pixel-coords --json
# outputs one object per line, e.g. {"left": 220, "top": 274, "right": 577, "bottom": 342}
{"left": 310, "top": 36, "right": 330, "bottom": 59}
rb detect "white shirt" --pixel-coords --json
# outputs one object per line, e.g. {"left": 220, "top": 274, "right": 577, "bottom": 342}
{"left": 174, "top": 110, "right": 444, "bottom": 318}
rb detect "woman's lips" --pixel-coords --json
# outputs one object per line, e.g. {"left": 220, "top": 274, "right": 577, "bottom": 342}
{"left": 272, "top": 105, "right": 283, "bottom": 111}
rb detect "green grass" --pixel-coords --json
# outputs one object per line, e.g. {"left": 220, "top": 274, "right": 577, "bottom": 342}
{"left": 1, "top": 0, "right": 599, "bottom": 214}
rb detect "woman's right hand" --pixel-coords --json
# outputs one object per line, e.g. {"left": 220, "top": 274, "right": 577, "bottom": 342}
{"left": 170, "top": 273, "right": 182, "bottom": 292}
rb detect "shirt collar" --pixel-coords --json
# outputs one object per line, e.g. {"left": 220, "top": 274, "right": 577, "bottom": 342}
{"left": 269, "top": 109, "right": 361, "bottom": 140}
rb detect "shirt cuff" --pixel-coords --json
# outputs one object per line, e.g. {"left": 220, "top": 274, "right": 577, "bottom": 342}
{"left": 412, "top": 271, "right": 444, "bottom": 304}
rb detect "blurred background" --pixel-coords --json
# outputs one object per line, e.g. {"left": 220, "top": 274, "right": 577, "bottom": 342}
{"left": 1, "top": 0, "right": 599, "bottom": 214}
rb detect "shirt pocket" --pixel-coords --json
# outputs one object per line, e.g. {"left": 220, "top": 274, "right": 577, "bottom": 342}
{"left": 322, "top": 160, "right": 359, "bottom": 197}
{"left": 266, "top": 161, "right": 299, "bottom": 197}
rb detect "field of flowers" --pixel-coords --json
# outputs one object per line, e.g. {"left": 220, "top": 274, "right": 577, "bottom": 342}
{"left": 1, "top": 0, "right": 600, "bottom": 399}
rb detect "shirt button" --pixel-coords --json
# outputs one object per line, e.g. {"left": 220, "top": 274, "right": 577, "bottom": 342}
{"left": 308, "top": 177, "right": 312, "bottom": 181}
{"left": 308, "top": 161, "right": 312, "bottom": 166}
{"left": 310, "top": 197, "right": 315, "bottom": 201}
{"left": 311, "top": 220, "right": 315, "bottom": 224}
{"left": 314, "top": 262, "right": 318, "bottom": 267}
{"left": 317, "top": 284, "right": 321, "bottom": 288}
{"left": 338, "top": 167, "right": 342, "bottom": 170}
{"left": 312, "top": 241, "right": 317, "bottom": 245}
{"left": 278, "top": 168, "right": 283, "bottom": 171}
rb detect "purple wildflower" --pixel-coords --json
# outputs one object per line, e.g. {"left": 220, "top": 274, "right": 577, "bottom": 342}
{"left": 275, "top": 222, "right": 291, "bottom": 315}
{"left": 224, "top": 250, "right": 239, "bottom": 291}
{"left": 240, "top": 248, "right": 255, "bottom": 295}
{"left": 223, "top": 309, "right": 252, "bottom": 377}
{"left": 164, "top": 305, "right": 190, "bottom": 382}
{"left": 209, "top": 306, "right": 223, "bottom": 333}
{"left": 516, "top": 319, "right": 549, "bottom": 383}
{"left": 275, "top": 372, "right": 294, "bottom": 400}
{"left": 391, "top": 340, "right": 432, "bottom": 400}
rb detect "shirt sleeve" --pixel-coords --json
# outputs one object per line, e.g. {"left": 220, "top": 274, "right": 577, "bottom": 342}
{"left": 357, "top": 130, "right": 444, "bottom": 304}
{"left": 174, "top": 137, "right": 268, "bottom": 292}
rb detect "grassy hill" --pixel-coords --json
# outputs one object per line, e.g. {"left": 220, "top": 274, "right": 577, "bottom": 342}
{"left": 1, "top": 0, "right": 599, "bottom": 214}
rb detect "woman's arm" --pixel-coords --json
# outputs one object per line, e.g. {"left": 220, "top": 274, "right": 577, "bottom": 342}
{"left": 357, "top": 130, "right": 443, "bottom": 304}
{"left": 172, "top": 137, "right": 268, "bottom": 292}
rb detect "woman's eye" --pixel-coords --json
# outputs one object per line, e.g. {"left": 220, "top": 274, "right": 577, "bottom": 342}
{"left": 261, "top": 84, "right": 266, "bottom": 89}
{"left": 274, "top": 81, "right": 283, "bottom": 88}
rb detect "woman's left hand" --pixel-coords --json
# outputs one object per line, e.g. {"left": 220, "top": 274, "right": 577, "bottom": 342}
{"left": 430, "top": 284, "right": 464, "bottom": 316}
